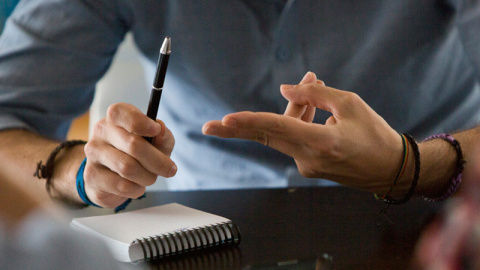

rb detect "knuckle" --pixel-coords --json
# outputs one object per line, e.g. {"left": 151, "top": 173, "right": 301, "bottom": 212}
{"left": 87, "top": 190, "right": 119, "bottom": 209}
{"left": 310, "top": 135, "right": 343, "bottom": 165}
{"left": 104, "top": 201, "right": 122, "bottom": 209}
{"left": 165, "top": 133, "right": 176, "bottom": 155}
{"left": 299, "top": 167, "right": 316, "bottom": 178}
{"left": 116, "top": 180, "right": 134, "bottom": 195}
{"left": 143, "top": 175, "right": 157, "bottom": 186}
{"left": 115, "top": 158, "right": 138, "bottom": 178}
{"left": 131, "top": 187, "right": 146, "bottom": 199}
{"left": 87, "top": 190, "right": 105, "bottom": 205}
{"left": 274, "top": 121, "right": 286, "bottom": 136}
{"left": 116, "top": 181, "right": 144, "bottom": 198}
{"left": 261, "top": 115, "right": 285, "bottom": 138}
{"left": 298, "top": 162, "right": 326, "bottom": 179}
{"left": 83, "top": 141, "right": 97, "bottom": 158}
{"left": 297, "top": 163, "right": 318, "bottom": 178}
{"left": 346, "top": 92, "right": 361, "bottom": 102}
{"left": 314, "top": 135, "right": 340, "bottom": 157}
{"left": 339, "top": 91, "right": 361, "bottom": 108}
{"left": 91, "top": 120, "right": 106, "bottom": 137}
{"left": 305, "top": 83, "right": 320, "bottom": 94}
{"left": 156, "top": 161, "right": 173, "bottom": 177}
{"left": 83, "top": 163, "right": 97, "bottom": 183}
{"left": 106, "top": 103, "right": 122, "bottom": 122}
{"left": 129, "top": 120, "right": 144, "bottom": 132}
{"left": 255, "top": 132, "right": 266, "bottom": 144}
{"left": 325, "top": 136, "right": 342, "bottom": 158}
{"left": 266, "top": 118, "right": 282, "bottom": 134}
{"left": 165, "top": 129, "right": 175, "bottom": 146}
{"left": 125, "top": 135, "right": 142, "bottom": 156}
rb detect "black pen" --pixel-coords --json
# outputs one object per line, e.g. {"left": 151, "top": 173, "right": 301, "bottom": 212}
{"left": 145, "top": 36, "right": 171, "bottom": 144}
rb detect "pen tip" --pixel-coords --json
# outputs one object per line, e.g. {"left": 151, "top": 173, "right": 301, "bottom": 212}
{"left": 160, "top": 37, "right": 171, "bottom": 55}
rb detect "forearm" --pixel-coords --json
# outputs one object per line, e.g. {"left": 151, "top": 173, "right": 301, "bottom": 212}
{"left": 412, "top": 127, "right": 479, "bottom": 198}
{"left": 0, "top": 172, "right": 43, "bottom": 229}
{"left": 0, "top": 129, "right": 86, "bottom": 205}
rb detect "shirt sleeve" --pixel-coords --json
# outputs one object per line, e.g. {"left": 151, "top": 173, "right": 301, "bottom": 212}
{"left": 449, "top": 0, "right": 480, "bottom": 79}
{"left": 0, "top": 0, "right": 130, "bottom": 140}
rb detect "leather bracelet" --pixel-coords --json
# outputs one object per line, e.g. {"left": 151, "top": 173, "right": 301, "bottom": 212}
{"left": 376, "top": 134, "right": 420, "bottom": 205}
{"left": 423, "top": 133, "right": 465, "bottom": 202}
{"left": 34, "top": 140, "right": 87, "bottom": 197}
{"left": 380, "top": 133, "right": 409, "bottom": 199}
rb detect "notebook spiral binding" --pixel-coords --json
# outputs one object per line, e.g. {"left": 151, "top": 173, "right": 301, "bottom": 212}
{"left": 134, "top": 221, "right": 241, "bottom": 260}
{"left": 150, "top": 246, "right": 242, "bottom": 270}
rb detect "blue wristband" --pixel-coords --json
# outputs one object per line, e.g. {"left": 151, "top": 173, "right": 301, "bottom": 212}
{"left": 76, "top": 158, "right": 101, "bottom": 208}
{"left": 114, "top": 193, "right": 146, "bottom": 213}
{"left": 76, "top": 157, "right": 146, "bottom": 212}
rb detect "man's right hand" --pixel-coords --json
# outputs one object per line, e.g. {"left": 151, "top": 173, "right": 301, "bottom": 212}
{"left": 84, "top": 102, "right": 176, "bottom": 208}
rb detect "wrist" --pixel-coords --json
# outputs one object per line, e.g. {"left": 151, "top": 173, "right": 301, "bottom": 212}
{"left": 414, "top": 137, "right": 457, "bottom": 198}
{"left": 375, "top": 134, "right": 420, "bottom": 204}
{"left": 46, "top": 142, "right": 88, "bottom": 207}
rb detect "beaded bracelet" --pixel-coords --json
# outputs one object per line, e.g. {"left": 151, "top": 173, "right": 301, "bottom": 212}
{"left": 34, "top": 140, "right": 87, "bottom": 197}
{"left": 423, "top": 133, "right": 465, "bottom": 202}
{"left": 376, "top": 134, "right": 420, "bottom": 205}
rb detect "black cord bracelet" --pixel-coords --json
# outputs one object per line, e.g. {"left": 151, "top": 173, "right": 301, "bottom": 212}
{"left": 377, "top": 134, "right": 420, "bottom": 205}
{"left": 34, "top": 140, "right": 87, "bottom": 196}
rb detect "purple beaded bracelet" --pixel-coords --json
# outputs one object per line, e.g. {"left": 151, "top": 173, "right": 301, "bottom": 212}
{"left": 423, "top": 133, "right": 466, "bottom": 202}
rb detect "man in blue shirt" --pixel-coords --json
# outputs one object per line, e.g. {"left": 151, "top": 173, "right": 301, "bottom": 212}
{"left": 0, "top": 0, "right": 479, "bottom": 208}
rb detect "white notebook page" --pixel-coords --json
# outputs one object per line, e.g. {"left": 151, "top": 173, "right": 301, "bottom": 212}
{"left": 71, "top": 203, "right": 231, "bottom": 244}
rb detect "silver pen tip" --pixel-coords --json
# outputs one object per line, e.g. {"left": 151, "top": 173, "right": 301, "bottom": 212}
{"left": 160, "top": 37, "right": 171, "bottom": 55}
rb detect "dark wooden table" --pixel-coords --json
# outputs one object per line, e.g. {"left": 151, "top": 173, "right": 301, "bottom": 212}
{"left": 73, "top": 187, "right": 441, "bottom": 269}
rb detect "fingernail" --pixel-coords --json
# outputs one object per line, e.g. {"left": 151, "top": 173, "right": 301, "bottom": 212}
{"left": 158, "top": 120, "right": 167, "bottom": 137}
{"left": 202, "top": 125, "right": 216, "bottom": 135}
{"left": 302, "top": 71, "right": 316, "bottom": 82}
{"left": 167, "top": 164, "right": 177, "bottom": 177}
{"left": 280, "top": 84, "right": 295, "bottom": 91}
{"left": 302, "top": 71, "right": 314, "bottom": 81}
{"left": 201, "top": 125, "right": 209, "bottom": 134}
{"left": 150, "top": 121, "right": 162, "bottom": 135}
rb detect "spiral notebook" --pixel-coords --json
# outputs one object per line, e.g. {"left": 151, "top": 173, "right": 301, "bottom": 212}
{"left": 70, "top": 203, "right": 241, "bottom": 262}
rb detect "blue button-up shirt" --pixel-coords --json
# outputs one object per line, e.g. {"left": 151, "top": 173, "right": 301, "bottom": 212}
{"left": 1, "top": 0, "right": 479, "bottom": 189}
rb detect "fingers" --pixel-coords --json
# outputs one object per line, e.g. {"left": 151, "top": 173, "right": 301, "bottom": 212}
{"left": 300, "top": 80, "right": 325, "bottom": 122}
{"left": 203, "top": 111, "right": 326, "bottom": 158}
{"left": 153, "top": 120, "right": 175, "bottom": 157}
{"left": 107, "top": 102, "right": 162, "bottom": 137}
{"left": 83, "top": 102, "right": 177, "bottom": 208}
{"left": 95, "top": 118, "right": 176, "bottom": 177}
{"left": 284, "top": 72, "right": 317, "bottom": 121}
{"left": 281, "top": 79, "right": 357, "bottom": 118}
{"left": 85, "top": 140, "right": 157, "bottom": 187}
{"left": 204, "top": 73, "right": 405, "bottom": 195}
{"left": 83, "top": 165, "right": 144, "bottom": 209}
